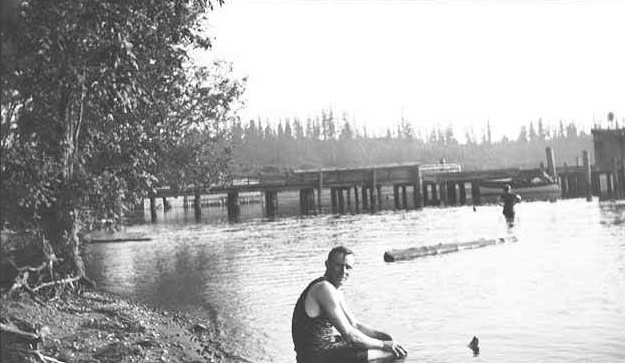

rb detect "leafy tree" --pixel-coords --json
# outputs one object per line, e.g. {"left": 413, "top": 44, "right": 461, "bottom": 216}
{"left": 156, "top": 63, "right": 242, "bottom": 191}
{"left": 339, "top": 118, "right": 354, "bottom": 141}
{"left": 566, "top": 122, "right": 578, "bottom": 138}
{"left": 445, "top": 124, "right": 458, "bottom": 145}
{"left": 398, "top": 117, "right": 414, "bottom": 139}
{"left": 558, "top": 120, "right": 565, "bottom": 139}
{"left": 244, "top": 120, "right": 259, "bottom": 141}
{"left": 293, "top": 118, "right": 304, "bottom": 139}
{"left": 312, "top": 118, "right": 321, "bottom": 140}
{"left": 464, "top": 129, "right": 476, "bottom": 145}
{"left": 1, "top": 0, "right": 243, "bottom": 283}
{"left": 321, "top": 109, "right": 335, "bottom": 140}
{"left": 437, "top": 128, "right": 446, "bottom": 146}
{"left": 428, "top": 129, "right": 438, "bottom": 144}
{"left": 528, "top": 122, "right": 538, "bottom": 141}
{"left": 277, "top": 122, "right": 284, "bottom": 139}
{"left": 284, "top": 119, "right": 292, "bottom": 139}
{"left": 517, "top": 126, "right": 528, "bottom": 143}
{"left": 262, "top": 124, "right": 272, "bottom": 140}
{"left": 537, "top": 118, "right": 548, "bottom": 140}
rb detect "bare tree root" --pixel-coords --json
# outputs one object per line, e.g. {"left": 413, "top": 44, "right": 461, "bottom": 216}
{"left": 1, "top": 255, "right": 95, "bottom": 305}
{"left": 34, "top": 350, "right": 67, "bottom": 363}
{"left": 9, "top": 259, "right": 49, "bottom": 274}
{"left": 0, "top": 320, "right": 58, "bottom": 362}
{"left": 32, "top": 275, "right": 82, "bottom": 292}
{"left": 11, "top": 348, "right": 67, "bottom": 363}
{"left": 0, "top": 322, "right": 40, "bottom": 341}
{"left": 5, "top": 269, "right": 47, "bottom": 306}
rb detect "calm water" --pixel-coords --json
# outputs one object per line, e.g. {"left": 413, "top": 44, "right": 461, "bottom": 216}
{"left": 85, "top": 198, "right": 625, "bottom": 362}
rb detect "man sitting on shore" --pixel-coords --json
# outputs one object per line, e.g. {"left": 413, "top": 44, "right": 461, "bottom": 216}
{"left": 291, "top": 246, "right": 407, "bottom": 363}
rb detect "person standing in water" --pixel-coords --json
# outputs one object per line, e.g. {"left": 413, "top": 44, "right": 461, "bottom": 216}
{"left": 291, "top": 246, "right": 407, "bottom": 363}
{"left": 499, "top": 184, "right": 522, "bottom": 222}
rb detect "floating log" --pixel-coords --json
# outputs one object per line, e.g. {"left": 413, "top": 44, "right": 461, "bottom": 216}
{"left": 87, "top": 237, "right": 152, "bottom": 244}
{"left": 383, "top": 236, "right": 518, "bottom": 262}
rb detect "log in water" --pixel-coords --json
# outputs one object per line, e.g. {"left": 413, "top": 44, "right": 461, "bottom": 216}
{"left": 383, "top": 236, "right": 518, "bottom": 262}
{"left": 87, "top": 237, "right": 152, "bottom": 243}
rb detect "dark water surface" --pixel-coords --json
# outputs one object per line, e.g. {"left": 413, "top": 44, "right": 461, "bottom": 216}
{"left": 85, "top": 199, "right": 625, "bottom": 362}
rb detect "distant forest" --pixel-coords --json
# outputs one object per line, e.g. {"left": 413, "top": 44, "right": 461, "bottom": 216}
{"left": 228, "top": 109, "right": 595, "bottom": 175}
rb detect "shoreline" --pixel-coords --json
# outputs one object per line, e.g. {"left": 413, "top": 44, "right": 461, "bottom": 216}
{"left": 1, "top": 289, "right": 252, "bottom": 363}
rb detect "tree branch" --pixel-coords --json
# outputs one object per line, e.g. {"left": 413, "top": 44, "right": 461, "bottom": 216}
{"left": 32, "top": 275, "right": 82, "bottom": 292}
{"left": 0, "top": 322, "right": 40, "bottom": 341}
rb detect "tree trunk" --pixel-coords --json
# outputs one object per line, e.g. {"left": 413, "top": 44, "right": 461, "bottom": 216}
{"left": 40, "top": 198, "right": 86, "bottom": 279}
{"left": 39, "top": 82, "right": 91, "bottom": 282}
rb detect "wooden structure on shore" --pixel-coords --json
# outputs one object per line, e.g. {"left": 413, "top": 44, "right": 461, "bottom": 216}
{"left": 590, "top": 128, "right": 625, "bottom": 199}
{"left": 556, "top": 128, "right": 625, "bottom": 200}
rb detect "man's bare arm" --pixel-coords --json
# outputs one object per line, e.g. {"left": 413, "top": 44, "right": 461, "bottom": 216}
{"left": 313, "top": 282, "right": 386, "bottom": 350}
{"left": 339, "top": 296, "right": 393, "bottom": 340}
{"left": 338, "top": 289, "right": 408, "bottom": 358}
{"left": 355, "top": 322, "right": 393, "bottom": 341}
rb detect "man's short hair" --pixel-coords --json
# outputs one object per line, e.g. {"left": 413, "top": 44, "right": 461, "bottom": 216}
{"left": 328, "top": 246, "right": 354, "bottom": 261}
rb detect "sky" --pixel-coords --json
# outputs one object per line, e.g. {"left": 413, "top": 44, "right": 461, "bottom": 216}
{"left": 200, "top": 0, "right": 625, "bottom": 140}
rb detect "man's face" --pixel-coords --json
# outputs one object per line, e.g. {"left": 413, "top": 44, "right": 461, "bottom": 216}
{"left": 325, "top": 252, "right": 355, "bottom": 288}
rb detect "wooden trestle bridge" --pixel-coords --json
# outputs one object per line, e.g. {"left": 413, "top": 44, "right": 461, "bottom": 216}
{"left": 148, "top": 146, "right": 621, "bottom": 221}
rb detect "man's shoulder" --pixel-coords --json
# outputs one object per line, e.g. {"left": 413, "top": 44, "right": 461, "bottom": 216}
{"left": 310, "top": 278, "right": 334, "bottom": 291}
{"left": 309, "top": 279, "right": 338, "bottom": 298}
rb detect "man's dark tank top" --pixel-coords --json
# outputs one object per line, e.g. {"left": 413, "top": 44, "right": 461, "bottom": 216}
{"left": 291, "top": 277, "right": 336, "bottom": 357}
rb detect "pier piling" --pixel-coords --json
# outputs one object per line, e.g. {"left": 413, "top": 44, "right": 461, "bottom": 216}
{"left": 471, "top": 180, "right": 481, "bottom": 205}
{"left": 194, "top": 193, "right": 201, "bottom": 220}
{"left": 371, "top": 169, "right": 378, "bottom": 212}
{"left": 317, "top": 170, "right": 323, "bottom": 213}
{"left": 413, "top": 166, "right": 423, "bottom": 209}
{"left": 346, "top": 187, "right": 352, "bottom": 212}
{"left": 583, "top": 150, "right": 592, "bottom": 201}
{"left": 362, "top": 186, "right": 369, "bottom": 210}
{"left": 402, "top": 185, "right": 408, "bottom": 209}
{"left": 459, "top": 182, "right": 467, "bottom": 205}
{"left": 150, "top": 196, "right": 157, "bottom": 222}
{"left": 613, "top": 158, "right": 622, "bottom": 199}
{"left": 264, "top": 190, "right": 278, "bottom": 217}
{"left": 338, "top": 188, "right": 345, "bottom": 213}
{"left": 546, "top": 147, "right": 558, "bottom": 181}
{"left": 227, "top": 191, "right": 240, "bottom": 221}
{"left": 393, "top": 185, "right": 400, "bottom": 210}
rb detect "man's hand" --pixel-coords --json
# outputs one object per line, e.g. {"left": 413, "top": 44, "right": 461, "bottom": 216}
{"left": 382, "top": 340, "right": 408, "bottom": 358}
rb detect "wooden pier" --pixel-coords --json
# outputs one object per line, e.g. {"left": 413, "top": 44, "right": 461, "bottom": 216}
{"left": 150, "top": 148, "right": 552, "bottom": 221}
{"left": 149, "top": 140, "right": 624, "bottom": 222}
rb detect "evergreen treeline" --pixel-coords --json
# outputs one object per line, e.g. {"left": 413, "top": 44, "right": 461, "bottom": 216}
{"left": 229, "top": 110, "right": 593, "bottom": 175}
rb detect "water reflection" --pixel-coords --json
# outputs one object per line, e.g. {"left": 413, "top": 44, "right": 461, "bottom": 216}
{"left": 86, "top": 199, "right": 625, "bottom": 363}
